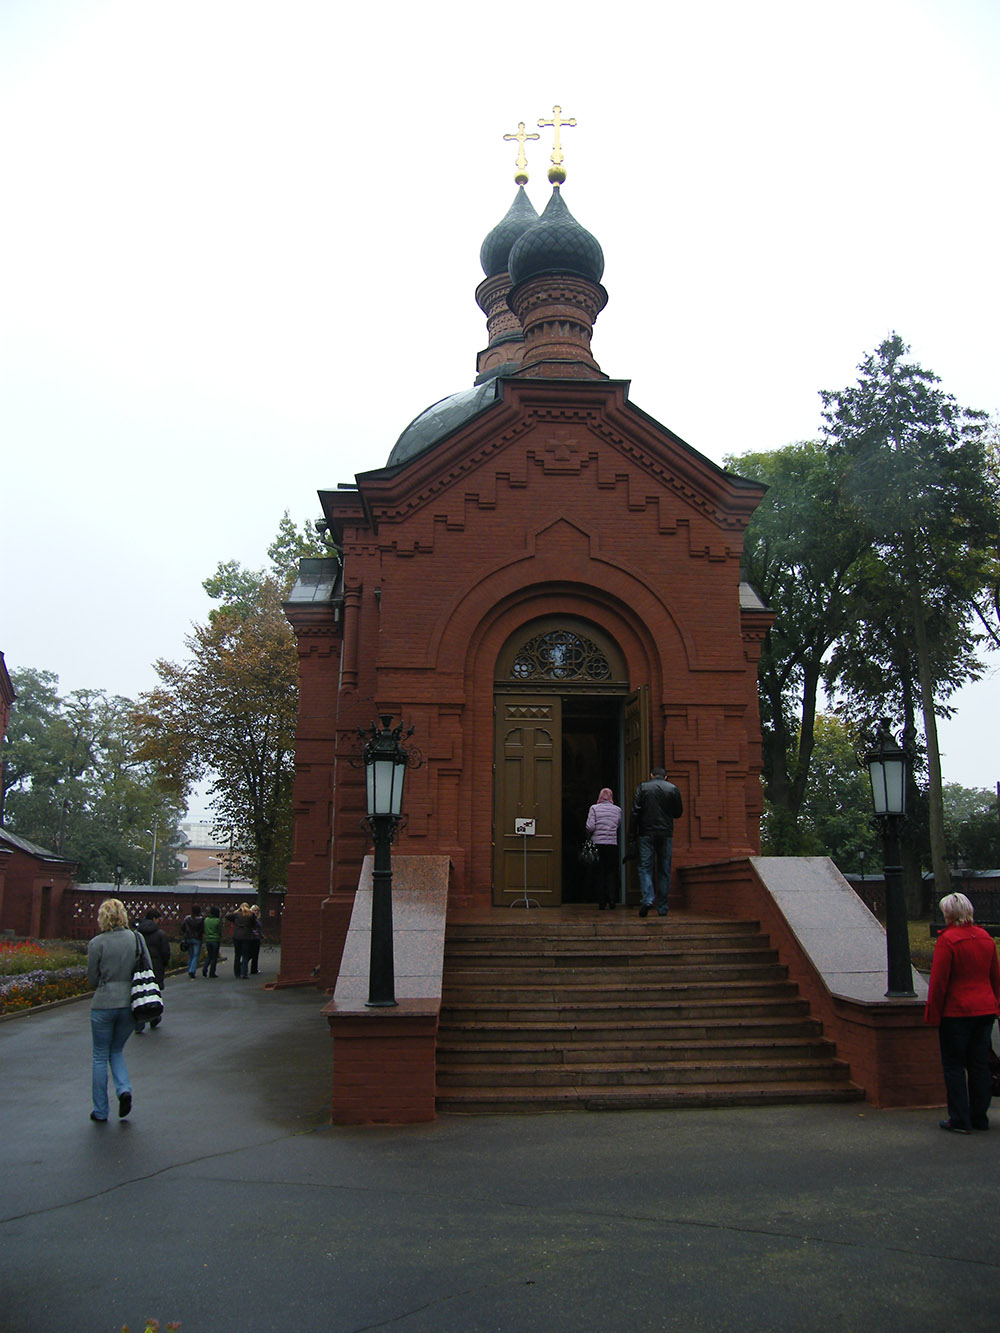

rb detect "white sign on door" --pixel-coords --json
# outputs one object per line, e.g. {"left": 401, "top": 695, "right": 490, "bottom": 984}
{"left": 514, "top": 818, "right": 536, "bottom": 836}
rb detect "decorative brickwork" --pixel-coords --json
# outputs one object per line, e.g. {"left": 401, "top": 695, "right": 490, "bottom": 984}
{"left": 279, "top": 374, "right": 770, "bottom": 986}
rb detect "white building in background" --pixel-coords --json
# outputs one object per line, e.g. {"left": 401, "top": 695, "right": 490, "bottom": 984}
{"left": 176, "top": 822, "right": 253, "bottom": 894}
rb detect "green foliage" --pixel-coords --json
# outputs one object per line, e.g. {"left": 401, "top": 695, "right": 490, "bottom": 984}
{"left": 820, "top": 332, "right": 1000, "bottom": 894}
{"left": 761, "top": 714, "right": 879, "bottom": 870}
{"left": 734, "top": 338, "right": 999, "bottom": 895}
{"left": 943, "top": 782, "right": 1000, "bottom": 870}
{"left": 134, "top": 516, "right": 328, "bottom": 895}
{"left": 1, "top": 671, "right": 183, "bottom": 883}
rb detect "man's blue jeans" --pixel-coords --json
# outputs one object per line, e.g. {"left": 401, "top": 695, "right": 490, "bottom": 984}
{"left": 186, "top": 941, "right": 202, "bottom": 976}
{"left": 91, "top": 1007, "right": 134, "bottom": 1119}
{"left": 638, "top": 834, "right": 673, "bottom": 914}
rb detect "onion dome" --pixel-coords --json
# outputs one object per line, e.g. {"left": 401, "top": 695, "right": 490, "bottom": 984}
{"left": 479, "top": 187, "right": 540, "bottom": 278}
{"left": 508, "top": 187, "right": 604, "bottom": 287}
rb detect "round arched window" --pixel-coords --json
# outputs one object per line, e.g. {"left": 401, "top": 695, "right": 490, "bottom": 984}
{"left": 497, "top": 619, "right": 627, "bottom": 689}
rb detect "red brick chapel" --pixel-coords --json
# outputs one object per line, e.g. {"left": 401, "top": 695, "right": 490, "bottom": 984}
{"left": 277, "top": 135, "right": 771, "bottom": 991}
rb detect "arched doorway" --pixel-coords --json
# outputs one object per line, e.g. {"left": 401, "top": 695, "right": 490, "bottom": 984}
{"left": 493, "top": 618, "right": 649, "bottom": 905}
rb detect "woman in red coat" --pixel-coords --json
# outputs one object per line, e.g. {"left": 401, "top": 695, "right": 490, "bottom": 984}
{"left": 924, "top": 892, "right": 1000, "bottom": 1134}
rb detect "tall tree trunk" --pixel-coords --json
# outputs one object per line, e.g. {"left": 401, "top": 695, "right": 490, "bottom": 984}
{"left": 904, "top": 530, "right": 950, "bottom": 900}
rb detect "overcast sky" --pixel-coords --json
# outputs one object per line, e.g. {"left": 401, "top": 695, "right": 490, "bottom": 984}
{"left": 2, "top": 0, "right": 998, "bottom": 810}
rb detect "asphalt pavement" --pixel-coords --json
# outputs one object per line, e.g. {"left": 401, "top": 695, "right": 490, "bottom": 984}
{"left": 1, "top": 945, "right": 996, "bottom": 1333}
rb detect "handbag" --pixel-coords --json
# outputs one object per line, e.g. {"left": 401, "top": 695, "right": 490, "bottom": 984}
{"left": 130, "top": 931, "right": 164, "bottom": 1022}
{"left": 579, "top": 838, "right": 599, "bottom": 865}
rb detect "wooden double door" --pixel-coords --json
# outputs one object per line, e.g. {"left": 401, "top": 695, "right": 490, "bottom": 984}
{"left": 492, "top": 687, "right": 649, "bottom": 905}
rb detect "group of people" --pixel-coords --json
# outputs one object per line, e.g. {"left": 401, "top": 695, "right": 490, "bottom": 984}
{"left": 87, "top": 896, "right": 267, "bottom": 1123}
{"left": 584, "top": 767, "right": 683, "bottom": 916}
{"left": 179, "top": 902, "right": 263, "bottom": 979}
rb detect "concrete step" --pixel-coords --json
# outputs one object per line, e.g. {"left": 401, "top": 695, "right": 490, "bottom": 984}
{"left": 435, "top": 913, "right": 862, "bottom": 1113}
{"left": 443, "top": 962, "right": 788, "bottom": 986}
{"left": 436, "top": 1015, "right": 825, "bottom": 1044}
{"left": 437, "top": 1056, "right": 853, "bottom": 1089}
{"left": 440, "top": 996, "right": 812, "bottom": 1024}
{"left": 437, "top": 1035, "right": 837, "bottom": 1066}
{"left": 436, "top": 1081, "right": 866, "bottom": 1114}
{"left": 442, "top": 978, "right": 801, "bottom": 1006}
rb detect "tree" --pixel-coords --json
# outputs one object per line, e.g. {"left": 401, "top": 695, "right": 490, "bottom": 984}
{"left": 1, "top": 669, "right": 183, "bottom": 883}
{"left": 821, "top": 333, "right": 1000, "bottom": 898}
{"left": 943, "top": 783, "right": 1000, "bottom": 871}
{"left": 729, "top": 442, "right": 869, "bottom": 834}
{"left": 135, "top": 515, "right": 333, "bottom": 897}
{"left": 761, "top": 713, "right": 879, "bottom": 869}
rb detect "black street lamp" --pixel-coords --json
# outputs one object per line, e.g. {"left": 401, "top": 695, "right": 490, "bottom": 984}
{"left": 359, "top": 715, "right": 413, "bottom": 1008}
{"left": 864, "top": 719, "right": 916, "bottom": 997}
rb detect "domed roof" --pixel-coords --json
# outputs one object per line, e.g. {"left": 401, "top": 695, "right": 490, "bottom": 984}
{"left": 386, "top": 378, "right": 502, "bottom": 468}
{"left": 508, "top": 187, "right": 604, "bottom": 287}
{"left": 479, "top": 187, "right": 540, "bottom": 278}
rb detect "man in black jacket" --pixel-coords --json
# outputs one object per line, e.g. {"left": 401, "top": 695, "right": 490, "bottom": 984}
{"left": 629, "top": 767, "right": 683, "bottom": 918}
{"left": 134, "top": 910, "right": 171, "bottom": 1030}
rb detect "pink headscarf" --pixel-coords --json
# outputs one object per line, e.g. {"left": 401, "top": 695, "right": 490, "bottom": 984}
{"left": 597, "top": 788, "right": 614, "bottom": 803}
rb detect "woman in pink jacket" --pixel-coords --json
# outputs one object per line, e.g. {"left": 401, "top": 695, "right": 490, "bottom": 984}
{"left": 585, "top": 787, "right": 623, "bottom": 910}
{"left": 924, "top": 892, "right": 1000, "bottom": 1134}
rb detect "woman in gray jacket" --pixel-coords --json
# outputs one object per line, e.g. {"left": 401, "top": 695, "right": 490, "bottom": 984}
{"left": 87, "top": 898, "right": 149, "bottom": 1122}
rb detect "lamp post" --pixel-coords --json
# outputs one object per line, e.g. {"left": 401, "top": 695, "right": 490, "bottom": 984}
{"left": 359, "top": 715, "right": 413, "bottom": 1008}
{"left": 865, "top": 719, "right": 916, "bottom": 997}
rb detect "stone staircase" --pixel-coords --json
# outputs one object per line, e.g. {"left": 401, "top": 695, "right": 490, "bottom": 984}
{"left": 436, "top": 913, "right": 863, "bottom": 1113}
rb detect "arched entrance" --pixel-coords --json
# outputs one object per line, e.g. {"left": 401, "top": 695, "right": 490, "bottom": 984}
{"left": 493, "top": 618, "right": 649, "bottom": 905}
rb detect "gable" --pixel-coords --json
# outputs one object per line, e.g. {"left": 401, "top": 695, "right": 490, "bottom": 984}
{"left": 344, "top": 378, "right": 765, "bottom": 548}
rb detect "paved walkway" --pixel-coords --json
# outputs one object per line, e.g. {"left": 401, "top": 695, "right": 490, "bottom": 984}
{"left": 1, "top": 948, "right": 996, "bottom": 1332}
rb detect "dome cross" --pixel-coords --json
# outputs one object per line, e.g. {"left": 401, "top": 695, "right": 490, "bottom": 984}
{"left": 538, "top": 105, "right": 577, "bottom": 184}
{"left": 503, "top": 121, "right": 541, "bottom": 186}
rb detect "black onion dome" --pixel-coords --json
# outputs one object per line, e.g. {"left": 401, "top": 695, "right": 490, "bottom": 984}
{"left": 479, "top": 187, "right": 540, "bottom": 277}
{"left": 508, "top": 187, "right": 604, "bottom": 287}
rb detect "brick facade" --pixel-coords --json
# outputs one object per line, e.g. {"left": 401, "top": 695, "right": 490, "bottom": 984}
{"left": 278, "top": 375, "right": 770, "bottom": 987}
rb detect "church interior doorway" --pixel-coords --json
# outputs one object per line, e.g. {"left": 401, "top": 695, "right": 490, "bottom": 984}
{"left": 561, "top": 697, "right": 621, "bottom": 903}
{"left": 492, "top": 618, "right": 648, "bottom": 906}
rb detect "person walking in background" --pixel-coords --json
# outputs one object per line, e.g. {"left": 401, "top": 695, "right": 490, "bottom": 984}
{"left": 201, "top": 905, "right": 222, "bottom": 977}
{"left": 586, "top": 787, "right": 623, "bottom": 910}
{"left": 181, "top": 903, "right": 204, "bottom": 978}
{"left": 87, "top": 898, "right": 147, "bottom": 1122}
{"left": 629, "top": 767, "right": 683, "bottom": 919}
{"left": 247, "top": 904, "right": 263, "bottom": 975}
{"left": 227, "top": 903, "right": 256, "bottom": 979}
{"left": 134, "top": 909, "right": 170, "bottom": 1030}
{"left": 925, "top": 892, "right": 1000, "bottom": 1134}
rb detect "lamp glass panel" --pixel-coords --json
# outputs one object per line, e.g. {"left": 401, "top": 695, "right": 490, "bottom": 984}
{"left": 883, "top": 756, "right": 906, "bottom": 815}
{"left": 371, "top": 755, "right": 398, "bottom": 815}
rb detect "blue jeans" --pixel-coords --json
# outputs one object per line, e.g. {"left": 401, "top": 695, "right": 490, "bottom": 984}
{"left": 186, "top": 940, "right": 202, "bottom": 976}
{"left": 939, "top": 1014, "right": 995, "bottom": 1129}
{"left": 638, "top": 834, "right": 673, "bottom": 913}
{"left": 91, "top": 1007, "right": 134, "bottom": 1119}
{"left": 201, "top": 940, "right": 220, "bottom": 976}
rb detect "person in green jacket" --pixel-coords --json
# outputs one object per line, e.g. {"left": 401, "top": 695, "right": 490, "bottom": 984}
{"left": 201, "top": 905, "right": 223, "bottom": 977}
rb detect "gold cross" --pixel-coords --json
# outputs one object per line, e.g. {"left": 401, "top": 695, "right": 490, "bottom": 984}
{"left": 503, "top": 121, "right": 540, "bottom": 185}
{"left": 538, "top": 105, "right": 577, "bottom": 183}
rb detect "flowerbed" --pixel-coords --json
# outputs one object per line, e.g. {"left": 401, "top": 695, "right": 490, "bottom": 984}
{"left": 0, "top": 939, "right": 90, "bottom": 1014}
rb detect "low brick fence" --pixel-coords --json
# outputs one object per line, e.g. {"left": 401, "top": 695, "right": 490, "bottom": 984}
{"left": 60, "top": 887, "right": 284, "bottom": 941}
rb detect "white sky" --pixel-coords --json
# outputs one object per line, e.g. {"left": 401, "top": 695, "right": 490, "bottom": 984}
{"left": 2, "top": 0, "right": 998, "bottom": 809}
